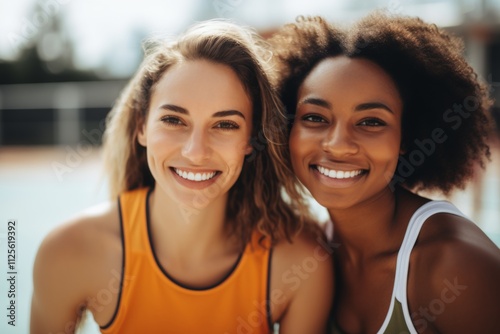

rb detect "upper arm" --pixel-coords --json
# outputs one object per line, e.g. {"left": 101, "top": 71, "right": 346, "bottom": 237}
{"left": 273, "top": 233, "right": 334, "bottom": 334}
{"left": 412, "top": 235, "right": 500, "bottom": 334}
{"left": 30, "top": 223, "right": 92, "bottom": 334}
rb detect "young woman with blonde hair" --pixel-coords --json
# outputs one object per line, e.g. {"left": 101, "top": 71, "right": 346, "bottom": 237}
{"left": 30, "top": 20, "right": 333, "bottom": 333}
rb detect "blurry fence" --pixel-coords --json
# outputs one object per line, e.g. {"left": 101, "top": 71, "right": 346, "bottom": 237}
{"left": 0, "top": 80, "right": 127, "bottom": 146}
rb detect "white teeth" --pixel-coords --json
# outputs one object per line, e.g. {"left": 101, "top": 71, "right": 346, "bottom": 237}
{"left": 316, "top": 166, "right": 363, "bottom": 179}
{"left": 174, "top": 168, "right": 217, "bottom": 182}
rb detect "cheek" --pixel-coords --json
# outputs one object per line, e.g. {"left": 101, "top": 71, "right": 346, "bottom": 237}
{"left": 366, "top": 132, "right": 402, "bottom": 169}
{"left": 289, "top": 126, "right": 302, "bottom": 164}
{"left": 289, "top": 125, "right": 319, "bottom": 161}
{"left": 289, "top": 125, "right": 313, "bottom": 178}
{"left": 217, "top": 135, "right": 250, "bottom": 165}
{"left": 147, "top": 130, "right": 177, "bottom": 154}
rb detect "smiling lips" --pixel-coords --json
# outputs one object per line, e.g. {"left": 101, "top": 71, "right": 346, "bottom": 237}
{"left": 173, "top": 168, "right": 218, "bottom": 182}
{"left": 316, "top": 165, "right": 364, "bottom": 179}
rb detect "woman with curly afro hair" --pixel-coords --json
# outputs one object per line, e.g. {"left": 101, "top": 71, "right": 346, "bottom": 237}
{"left": 270, "top": 12, "right": 500, "bottom": 334}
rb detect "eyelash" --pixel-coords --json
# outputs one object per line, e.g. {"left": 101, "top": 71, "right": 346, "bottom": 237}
{"left": 301, "top": 114, "right": 387, "bottom": 128}
{"left": 161, "top": 116, "right": 184, "bottom": 126}
{"left": 358, "top": 118, "right": 386, "bottom": 127}
{"left": 215, "top": 121, "right": 239, "bottom": 130}
{"left": 302, "top": 114, "right": 327, "bottom": 123}
{"left": 160, "top": 116, "right": 240, "bottom": 130}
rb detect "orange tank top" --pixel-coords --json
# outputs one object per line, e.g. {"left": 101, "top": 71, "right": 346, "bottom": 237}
{"left": 100, "top": 187, "right": 272, "bottom": 334}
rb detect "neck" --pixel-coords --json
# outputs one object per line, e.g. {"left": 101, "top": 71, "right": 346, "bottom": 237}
{"left": 148, "top": 186, "right": 238, "bottom": 262}
{"left": 328, "top": 187, "right": 405, "bottom": 264}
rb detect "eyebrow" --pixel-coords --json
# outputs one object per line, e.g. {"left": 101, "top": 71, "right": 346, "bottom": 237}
{"left": 159, "top": 104, "right": 246, "bottom": 119}
{"left": 299, "top": 98, "right": 394, "bottom": 114}
{"left": 298, "top": 97, "right": 332, "bottom": 109}
{"left": 213, "top": 110, "right": 246, "bottom": 119}
{"left": 160, "top": 104, "right": 188, "bottom": 114}
{"left": 355, "top": 102, "right": 394, "bottom": 114}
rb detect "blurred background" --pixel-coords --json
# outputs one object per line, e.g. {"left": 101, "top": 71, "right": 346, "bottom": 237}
{"left": 0, "top": 0, "right": 499, "bottom": 333}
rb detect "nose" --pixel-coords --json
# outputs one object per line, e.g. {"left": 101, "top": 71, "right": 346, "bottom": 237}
{"left": 321, "top": 124, "right": 359, "bottom": 157}
{"left": 181, "top": 128, "right": 212, "bottom": 164}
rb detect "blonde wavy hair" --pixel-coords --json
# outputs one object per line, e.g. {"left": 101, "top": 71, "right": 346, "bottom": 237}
{"left": 102, "top": 20, "right": 313, "bottom": 246}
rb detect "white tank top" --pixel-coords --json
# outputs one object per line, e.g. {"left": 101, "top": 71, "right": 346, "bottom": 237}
{"left": 326, "top": 200, "right": 467, "bottom": 334}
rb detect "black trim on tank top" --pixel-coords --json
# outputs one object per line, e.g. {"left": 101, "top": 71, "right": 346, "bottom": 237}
{"left": 100, "top": 196, "right": 126, "bottom": 330}
{"left": 266, "top": 247, "right": 274, "bottom": 330}
{"left": 145, "top": 188, "right": 245, "bottom": 291}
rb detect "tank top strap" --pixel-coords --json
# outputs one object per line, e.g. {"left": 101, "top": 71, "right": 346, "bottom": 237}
{"left": 394, "top": 201, "right": 464, "bottom": 301}
{"left": 377, "top": 200, "right": 465, "bottom": 334}
{"left": 101, "top": 187, "right": 150, "bottom": 332}
{"left": 119, "top": 187, "right": 150, "bottom": 255}
{"left": 248, "top": 228, "right": 272, "bottom": 251}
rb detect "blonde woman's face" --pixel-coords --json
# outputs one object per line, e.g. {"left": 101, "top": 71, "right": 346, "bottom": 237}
{"left": 138, "top": 60, "right": 253, "bottom": 208}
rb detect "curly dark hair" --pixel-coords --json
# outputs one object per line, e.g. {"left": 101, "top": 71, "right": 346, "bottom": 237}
{"left": 269, "top": 12, "right": 493, "bottom": 194}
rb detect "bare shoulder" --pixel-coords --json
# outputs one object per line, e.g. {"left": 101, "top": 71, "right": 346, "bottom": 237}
{"left": 35, "top": 200, "right": 122, "bottom": 276}
{"left": 415, "top": 211, "right": 500, "bottom": 269}
{"left": 270, "top": 229, "right": 334, "bottom": 333}
{"left": 31, "top": 200, "right": 122, "bottom": 333}
{"left": 409, "top": 212, "right": 500, "bottom": 333}
{"left": 272, "top": 228, "right": 333, "bottom": 272}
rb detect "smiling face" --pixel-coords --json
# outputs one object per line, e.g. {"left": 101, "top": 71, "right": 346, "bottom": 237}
{"left": 138, "top": 59, "right": 253, "bottom": 208}
{"left": 289, "top": 56, "right": 403, "bottom": 210}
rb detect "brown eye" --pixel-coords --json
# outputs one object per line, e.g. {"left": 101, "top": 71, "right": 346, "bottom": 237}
{"left": 302, "top": 114, "right": 327, "bottom": 123}
{"left": 161, "top": 116, "right": 185, "bottom": 126}
{"left": 215, "top": 121, "right": 239, "bottom": 130}
{"left": 358, "top": 118, "right": 386, "bottom": 127}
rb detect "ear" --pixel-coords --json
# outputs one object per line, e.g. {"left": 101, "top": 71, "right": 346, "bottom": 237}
{"left": 399, "top": 141, "right": 406, "bottom": 155}
{"left": 244, "top": 142, "right": 253, "bottom": 156}
{"left": 137, "top": 123, "right": 147, "bottom": 147}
